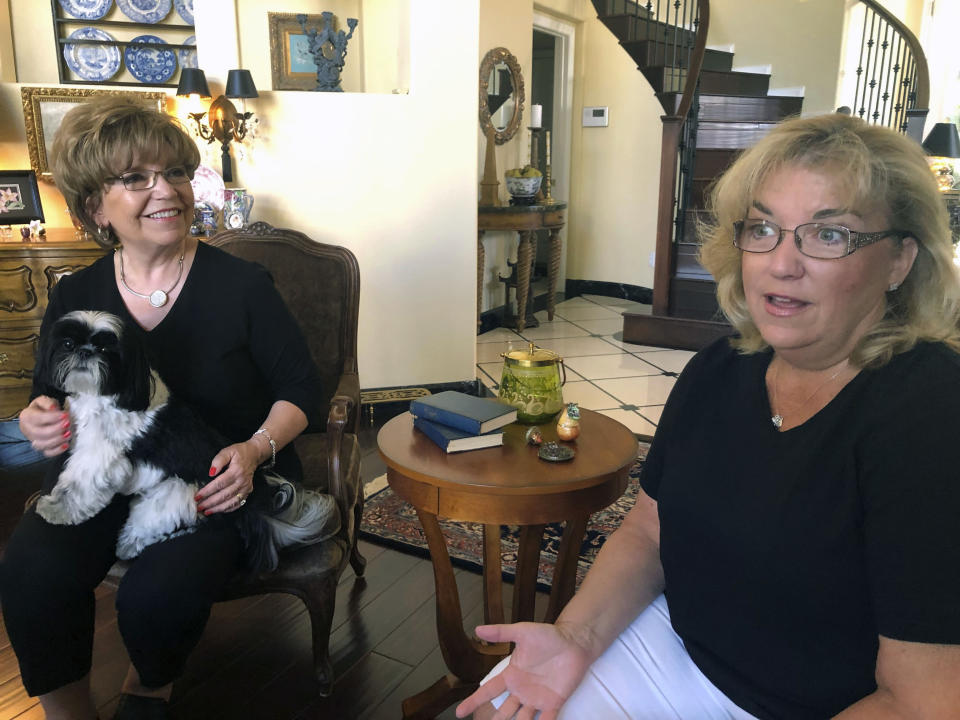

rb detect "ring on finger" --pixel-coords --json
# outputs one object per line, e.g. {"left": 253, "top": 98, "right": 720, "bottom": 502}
{"left": 237, "top": 492, "right": 247, "bottom": 507}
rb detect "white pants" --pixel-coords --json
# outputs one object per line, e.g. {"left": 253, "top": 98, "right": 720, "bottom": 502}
{"left": 484, "top": 595, "right": 759, "bottom": 719}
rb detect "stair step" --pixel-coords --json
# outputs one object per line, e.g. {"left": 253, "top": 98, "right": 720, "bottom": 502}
{"left": 599, "top": 14, "right": 695, "bottom": 46}
{"left": 692, "top": 148, "right": 739, "bottom": 178}
{"left": 643, "top": 67, "right": 770, "bottom": 96}
{"left": 622, "top": 311, "right": 731, "bottom": 350}
{"left": 668, "top": 277, "right": 723, "bottom": 321}
{"left": 695, "top": 120, "right": 779, "bottom": 149}
{"left": 591, "top": 0, "right": 653, "bottom": 18}
{"left": 660, "top": 93, "right": 804, "bottom": 121}
{"left": 621, "top": 40, "right": 732, "bottom": 72}
{"left": 675, "top": 241, "right": 712, "bottom": 279}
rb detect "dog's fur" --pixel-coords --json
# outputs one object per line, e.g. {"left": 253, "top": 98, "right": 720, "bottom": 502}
{"left": 33, "top": 310, "right": 339, "bottom": 572}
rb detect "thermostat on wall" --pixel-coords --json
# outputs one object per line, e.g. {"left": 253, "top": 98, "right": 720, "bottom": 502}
{"left": 582, "top": 106, "right": 609, "bottom": 127}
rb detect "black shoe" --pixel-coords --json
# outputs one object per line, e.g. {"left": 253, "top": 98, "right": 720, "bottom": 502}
{"left": 113, "top": 693, "right": 170, "bottom": 720}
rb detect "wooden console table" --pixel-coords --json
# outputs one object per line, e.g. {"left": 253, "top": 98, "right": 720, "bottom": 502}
{"left": 478, "top": 203, "right": 567, "bottom": 332}
{"left": 0, "top": 229, "right": 105, "bottom": 419}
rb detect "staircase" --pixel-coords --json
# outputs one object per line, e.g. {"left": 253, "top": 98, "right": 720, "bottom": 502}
{"left": 592, "top": 0, "right": 805, "bottom": 348}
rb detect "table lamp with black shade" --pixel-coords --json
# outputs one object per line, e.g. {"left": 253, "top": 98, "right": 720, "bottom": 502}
{"left": 921, "top": 122, "right": 960, "bottom": 193}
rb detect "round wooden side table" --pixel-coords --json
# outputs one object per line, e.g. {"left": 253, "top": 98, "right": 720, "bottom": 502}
{"left": 377, "top": 408, "right": 638, "bottom": 719}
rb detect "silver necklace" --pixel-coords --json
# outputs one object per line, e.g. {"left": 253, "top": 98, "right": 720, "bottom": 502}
{"left": 769, "top": 358, "right": 846, "bottom": 429}
{"left": 117, "top": 241, "right": 185, "bottom": 308}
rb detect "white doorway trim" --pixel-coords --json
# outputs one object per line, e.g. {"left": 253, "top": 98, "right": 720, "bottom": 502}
{"left": 533, "top": 11, "right": 575, "bottom": 293}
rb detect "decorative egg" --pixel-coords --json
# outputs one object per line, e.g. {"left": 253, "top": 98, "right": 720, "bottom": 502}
{"left": 556, "top": 402, "right": 580, "bottom": 441}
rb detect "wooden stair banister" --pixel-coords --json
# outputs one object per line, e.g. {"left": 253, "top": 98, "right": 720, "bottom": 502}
{"left": 652, "top": 0, "right": 709, "bottom": 316}
{"left": 848, "top": 0, "right": 929, "bottom": 140}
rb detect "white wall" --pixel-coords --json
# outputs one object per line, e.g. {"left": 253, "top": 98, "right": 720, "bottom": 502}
{"left": 1, "top": 0, "right": 479, "bottom": 391}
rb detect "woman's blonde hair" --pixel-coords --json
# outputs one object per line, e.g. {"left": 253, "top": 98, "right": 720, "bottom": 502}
{"left": 50, "top": 95, "right": 200, "bottom": 248}
{"left": 699, "top": 112, "right": 960, "bottom": 368}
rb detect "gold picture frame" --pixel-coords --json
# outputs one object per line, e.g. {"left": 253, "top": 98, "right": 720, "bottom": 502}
{"left": 268, "top": 12, "right": 326, "bottom": 91}
{"left": 20, "top": 86, "right": 166, "bottom": 183}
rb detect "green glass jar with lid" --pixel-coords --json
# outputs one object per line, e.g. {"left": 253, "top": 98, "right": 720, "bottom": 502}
{"left": 498, "top": 343, "right": 567, "bottom": 424}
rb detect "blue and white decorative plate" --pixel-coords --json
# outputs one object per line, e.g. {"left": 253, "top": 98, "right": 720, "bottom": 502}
{"left": 58, "top": 0, "right": 112, "bottom": 20}
{"left": 116, "top": 0, "right": 171, "bottom": 23}
{"left": 173, "top": 0, "right": 193, "bottom": 25}
{"left": 124, "top": 35, "right": 176, "bottom": 84}
{"left": 178, "top": 35, "right": 197, "bottom": 70}
{"left": 64, "top": 27, "right": 120, "bottom": 82}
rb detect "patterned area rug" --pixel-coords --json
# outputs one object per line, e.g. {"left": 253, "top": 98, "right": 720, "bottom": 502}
{"left": 359, "top": 444, "right": 648, "bottom": 589}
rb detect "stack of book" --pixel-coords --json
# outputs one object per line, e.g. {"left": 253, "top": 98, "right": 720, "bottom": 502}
{"left": 410, "top": 390, "right": 517, "bottom": 453}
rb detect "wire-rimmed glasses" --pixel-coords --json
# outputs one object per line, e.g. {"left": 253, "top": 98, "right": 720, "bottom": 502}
{"left": 733, "top": 219, "right": 907, "bottom": 259}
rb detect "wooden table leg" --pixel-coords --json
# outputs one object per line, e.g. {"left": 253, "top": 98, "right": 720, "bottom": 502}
{"left": 512, "top": 524, "right": 545, "bottom": 623}
{"left": 403, "top": 509, "right": 508, "bottom": 719}
{"left": 544, "top": 515, "right": 589, "bottom": 623}
{"left": 547, "top": 227, "right": 562, "bottom": 321}
{"left": 477, "top": 230, "right": 485, "bottom": 333}
{"left": 483, "top": 524, "right": 505, "bottom": 625}
{"left": 515, "top": 231, "right": 533, "bottom": 332}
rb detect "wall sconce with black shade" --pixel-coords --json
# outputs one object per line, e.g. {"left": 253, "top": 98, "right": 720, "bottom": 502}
{"left": 176, "top": 68, "right": 258, "bottom": 183}
{"left": 921, "top": 122, "right": 960, "bottom": 193}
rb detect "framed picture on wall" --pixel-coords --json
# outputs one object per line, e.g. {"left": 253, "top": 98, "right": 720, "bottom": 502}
{"left": 0, "top": 170, "right": 45, "bottom": 226}
{"left": 268, "top": 12, "right": 325, "bottom": 91}
{"left": 20, "top": 86, "right": 166, "bottom": 183}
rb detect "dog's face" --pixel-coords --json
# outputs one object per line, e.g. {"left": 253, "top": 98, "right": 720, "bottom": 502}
{"left": 36, "top": 311, "right": 152, "bottom": 410}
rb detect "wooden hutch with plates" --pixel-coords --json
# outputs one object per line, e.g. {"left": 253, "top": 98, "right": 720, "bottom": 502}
{"left": 0, "top": 229, "right": 105, "bottom": 420}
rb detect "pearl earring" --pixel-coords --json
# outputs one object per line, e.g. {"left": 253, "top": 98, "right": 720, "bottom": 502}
{"left": 888, "top": 282, "right": 900, "bottom": 292}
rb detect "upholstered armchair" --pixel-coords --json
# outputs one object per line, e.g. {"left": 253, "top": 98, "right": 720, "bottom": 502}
{"left": 210, "top": 223, "right": 365, "bottom": 696}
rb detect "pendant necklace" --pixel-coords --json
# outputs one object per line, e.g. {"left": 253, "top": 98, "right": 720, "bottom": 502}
{"left": 769, "top": 358, "right": 847, "bottom": 430}
{"left": 117, "top": 240, "right": 185, "bottom": 308}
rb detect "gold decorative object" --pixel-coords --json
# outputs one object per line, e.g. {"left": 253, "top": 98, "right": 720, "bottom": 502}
{"left": 479, "top": 47, "right": 524, "bottom": 145}
{"left": 20, "top": 87, "right": 165, "bottom": 183}
{"left": 556, "top": 402, "right": 580, "bottom": 442}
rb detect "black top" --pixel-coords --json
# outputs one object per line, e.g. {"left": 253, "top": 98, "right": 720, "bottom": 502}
{"left": 640, "top": 338, "right": 960, "bottom": 719}
{"left": 34, "top": 242, "right": 320, "bottom": 479}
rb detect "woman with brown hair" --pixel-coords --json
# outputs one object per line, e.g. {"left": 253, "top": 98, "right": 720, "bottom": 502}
{"left": 0, "top": 97, "right": 319, "bottom": 719}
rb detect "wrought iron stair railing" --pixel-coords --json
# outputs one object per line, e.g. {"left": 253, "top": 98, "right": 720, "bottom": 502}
{"left": 846, "top": 0, "right": 929, "bottom": 139}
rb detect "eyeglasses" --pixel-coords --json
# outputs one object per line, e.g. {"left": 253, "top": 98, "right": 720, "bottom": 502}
{"left": 732, "top": 219, "right": 907, "bottom": 260}
{"left": 107, "top": 166, "right": 195, "bottom": 191}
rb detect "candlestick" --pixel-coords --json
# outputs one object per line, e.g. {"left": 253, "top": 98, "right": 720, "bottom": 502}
{"left": 530, "top": 104, "right": 542, "bottom": 129}
{"left": 546, "top": 130, "right": 551, "bottom": 166}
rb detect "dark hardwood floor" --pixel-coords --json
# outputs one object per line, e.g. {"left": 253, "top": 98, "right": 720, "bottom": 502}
{"left": 1, "top": 406, "right": 546, "bottom": 720}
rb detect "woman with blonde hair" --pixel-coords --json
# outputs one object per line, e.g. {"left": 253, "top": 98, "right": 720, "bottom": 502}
{"left": 457, "top": 113, "right": 960, "bottom": 719}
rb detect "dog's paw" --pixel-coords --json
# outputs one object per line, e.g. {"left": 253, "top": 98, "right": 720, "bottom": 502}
{"left": 115, "top": 534, "right": 144, "bottom": 560}
{"left": 35, "top": 494, "right": 74, "bottom": 525}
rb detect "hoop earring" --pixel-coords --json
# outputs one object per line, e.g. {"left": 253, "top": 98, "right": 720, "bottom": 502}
{"left": 96, "top": 225, "right": 111, "bottom": 244}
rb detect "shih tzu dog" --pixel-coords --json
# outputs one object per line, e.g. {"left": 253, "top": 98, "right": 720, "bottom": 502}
{"left": 32, "top": 310, "right": 339, "bottom": 573}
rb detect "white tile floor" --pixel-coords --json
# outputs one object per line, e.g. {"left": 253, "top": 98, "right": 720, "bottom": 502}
{"left": 476, "top": 295, "right": 695, "bottom": 438}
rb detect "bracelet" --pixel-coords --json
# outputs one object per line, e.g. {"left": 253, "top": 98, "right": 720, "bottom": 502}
{"left": 254, "top": 427, "right": 276, "bottom": 470}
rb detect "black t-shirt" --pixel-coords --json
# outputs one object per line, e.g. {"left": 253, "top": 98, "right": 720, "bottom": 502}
{"left": 640, "top": 338, "right": 960, "bottom": 719}
{"left": 34, "top": 241, "right": 320, "bottom": 479}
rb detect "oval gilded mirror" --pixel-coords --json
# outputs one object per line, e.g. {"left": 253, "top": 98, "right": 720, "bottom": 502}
{"left": 479, "top": 47, "right": 524, "bottom": 145}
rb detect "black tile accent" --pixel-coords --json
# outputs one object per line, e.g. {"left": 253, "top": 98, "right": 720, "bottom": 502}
{"left": 565, "top": 279, "right": 652, "bottom": 304}
{"left": 619, "top": 404, "right": 639, "bottom": 411}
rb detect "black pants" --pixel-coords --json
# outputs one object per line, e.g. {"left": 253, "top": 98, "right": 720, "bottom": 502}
{"left": 0, "top": 458, "right": 243, "bottom": 696}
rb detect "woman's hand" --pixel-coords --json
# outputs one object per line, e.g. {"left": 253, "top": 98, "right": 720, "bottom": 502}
{"left": 18, "top": 395, "right": 70, "bottom": 457}
{"left": 455, "top": 621, "right": 595, "bottom": 720}
{"left": 195, "top": 440, "right": 262, "bottom": 515}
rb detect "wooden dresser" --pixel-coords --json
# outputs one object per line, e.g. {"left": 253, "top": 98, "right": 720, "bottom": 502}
{"left": 0, "top": 229, "right": 106, "bottom": 420}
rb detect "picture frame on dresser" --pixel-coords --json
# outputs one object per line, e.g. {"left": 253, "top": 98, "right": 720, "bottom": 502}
{"left": 0, "top": 171, "right": 44, "bottom": 226}
{"left": 20, "top": 86, "right": 166, "bottom": 182}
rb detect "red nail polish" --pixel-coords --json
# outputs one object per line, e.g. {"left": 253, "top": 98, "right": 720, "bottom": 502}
{"left": 194, "top": 494, "right": 201, "bottom": 502}
{"left": 204, "top": 510, "right": 212, "bottom": 516}
{"left": 61, "top": 443, "right": 69, "bottom": 450}
{"left": 61, "top": 419, "right": 70, "bottom": 429}
{"left": 63, "top": 430, "right": 71, "bottom": 439}
{"left": 208, "top": 467, "right": 217, "bottom": 477}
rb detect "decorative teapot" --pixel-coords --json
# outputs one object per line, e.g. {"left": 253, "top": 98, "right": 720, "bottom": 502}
{"left": 499, "top": 342, "right": 566, "bottom": 424}
{"left": 223, "top": 188, "right": 254, "bottom": 229}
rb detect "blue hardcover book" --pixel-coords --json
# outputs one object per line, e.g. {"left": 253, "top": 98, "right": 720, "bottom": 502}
{"left": 413, "top": 417, "right": 504, "bottom": 453}
{"left": 409, "top": 390, "right": 517, "bottom": 434}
